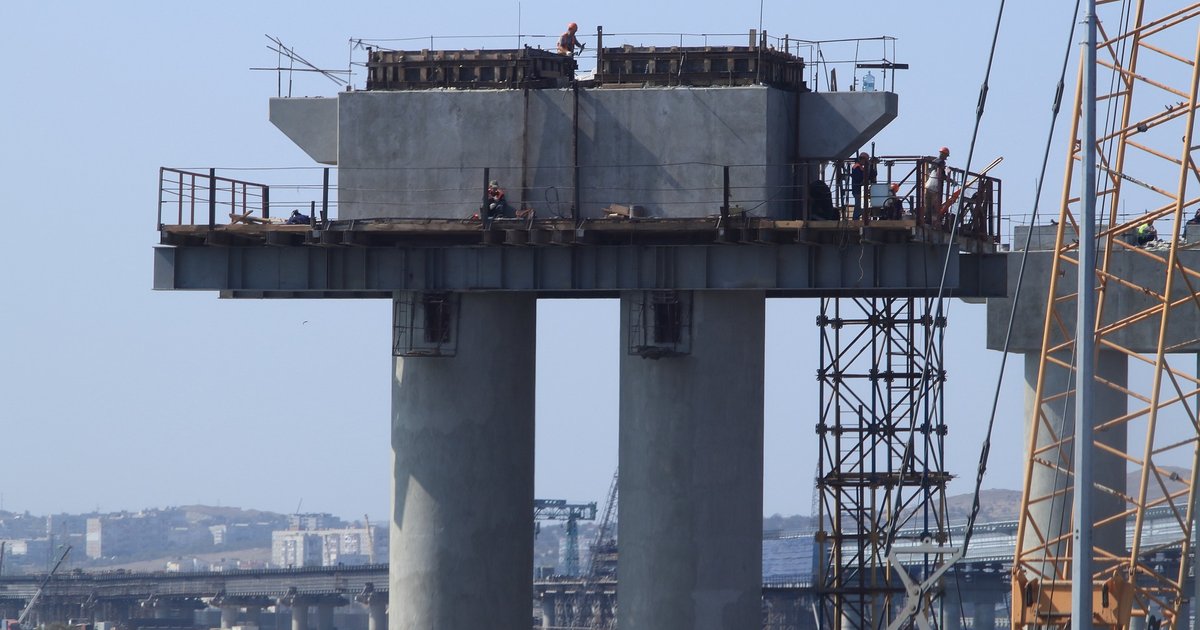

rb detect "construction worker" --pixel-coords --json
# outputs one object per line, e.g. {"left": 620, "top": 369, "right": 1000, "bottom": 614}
{"left": 849, "top": 152, "right": 876, "bottom": 221}
{"left": 881, "top": 183, "right": 904, "bottom": 220}
{"left": 922, "top": 147, "right": 950, "bottom": 226}
{"left": 557, "top": 23, "right": 585, "bottom": 57}
{"left": 486, "top": 180, "right": 511, "bottom": 219}
{"left": 1136, "top": 220, "right": 1157, "bottom": 246}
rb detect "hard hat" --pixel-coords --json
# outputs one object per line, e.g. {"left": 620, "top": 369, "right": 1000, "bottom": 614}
{"left": 940, "top": 146, "right": 950, "bottom": 156}
{"left": 890, "top": 183, "right": 900, "bottom": 193}
{"left": 489, "top": 180, "right": 499, "bottom": 187}
{"left": 858, "top": 152, "right": 869, "bottom": 160}
{"left": 568, "top": 22, "right": 578, "bottom": 31}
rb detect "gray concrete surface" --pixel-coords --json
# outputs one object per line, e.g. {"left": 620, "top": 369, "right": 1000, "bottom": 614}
{"left": 270, "top": 87, "right": 894, "bottom": 220}
{"left": 270, "top": 97, "right": 337, "bottom": 165}
{"left": 617, "top": 290, "right": 765, "bottom": 630}
{"left": 1020, "top": 351, "right": 1127, "bottom": 563}
{"left": 796, "top": 92, "right": 898, "bottom": 159}
{"left": 290, "top": 604, "right": 307, "bottom": 630}
{"left": 986, "top": 246, "right": 1200, "bottom": 354}
{"left": 390, "top": 292, "right": 536, "bottom": 630}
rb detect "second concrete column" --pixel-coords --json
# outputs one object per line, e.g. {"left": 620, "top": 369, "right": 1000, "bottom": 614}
{"left": 617, "top": 290, "right": 765, "bottom": 630}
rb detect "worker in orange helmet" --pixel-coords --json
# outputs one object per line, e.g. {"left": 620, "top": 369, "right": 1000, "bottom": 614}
{"left": 558, "top": 22, "right": 585, "bottom": 57}
{"left": 882, "top": 182, "right": 905, "bottom": 220}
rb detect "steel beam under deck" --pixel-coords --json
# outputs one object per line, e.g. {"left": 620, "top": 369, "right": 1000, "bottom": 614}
{"left": 153, "top": 243, "right": 1006, "bottom": 299}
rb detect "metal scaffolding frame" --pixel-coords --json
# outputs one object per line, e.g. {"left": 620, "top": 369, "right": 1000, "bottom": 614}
{"left": 814, "top": 297, "right": 951, "bottom": 630}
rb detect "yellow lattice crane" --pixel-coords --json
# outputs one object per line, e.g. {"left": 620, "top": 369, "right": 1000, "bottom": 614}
{"left": 1013, "top": 3, "right": 1200, "bottom": 629}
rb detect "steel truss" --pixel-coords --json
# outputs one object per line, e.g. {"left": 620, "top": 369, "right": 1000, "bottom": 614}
{"left": 815, "top": 297, "right": 951, "bottom": 630}
{"left": 1013, "top": 4, "right": 1200, "bottom": 629}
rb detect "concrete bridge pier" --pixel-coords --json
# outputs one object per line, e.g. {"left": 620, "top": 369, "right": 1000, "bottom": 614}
{"left": 366, "top": 599, "right": 387, "bottom": 630}
{"left": 617, "top": 290, "right": 766, "bottom": 630}
{"left": 315, "top": 600, "right": 335, "bottom": 630}
{"left": 538, "top": 592, "right": 557, "bottom": 629}
{"left": 972, "top": 589, "right": 998, "bottom": 630}
{"left": 245, "top": 604, "right": 263, "bottom": 628}
{"left": 391, "top": 292, "right": 536, "bottom": 630}
{"left": 220, "top": 605, "right": 239, "bottom": 629}
{"left": 290, "top": 601, "right": 310, "bottom": 630}
{"left": 1021, "top": 350, "right": 1128, "bottom": 559}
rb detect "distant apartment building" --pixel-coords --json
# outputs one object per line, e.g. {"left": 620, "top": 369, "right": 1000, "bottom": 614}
{"left": 271, "top": 525, "right": 385, "bottom": 568}
{"left": 209, "top": 522, "right": 274, "bottom": 547}
{"left": 86, "top": 512, "right": 168, "bottom": 559}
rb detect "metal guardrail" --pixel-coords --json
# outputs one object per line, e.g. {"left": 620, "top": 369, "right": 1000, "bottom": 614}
{"left": 157, "top": 158, "right": 1001, "bottom": 238}
{"left": 157, "top": 168, "right": 332, "bottom": 230}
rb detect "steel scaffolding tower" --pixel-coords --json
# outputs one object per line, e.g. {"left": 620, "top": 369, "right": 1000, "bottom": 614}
{"left": 814, "top": 297, "right": 951, "bottom": 630}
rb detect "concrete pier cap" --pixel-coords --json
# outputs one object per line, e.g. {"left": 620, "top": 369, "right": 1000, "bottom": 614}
{"left": 269, "top": 87, "right": 897, "bottom": 221}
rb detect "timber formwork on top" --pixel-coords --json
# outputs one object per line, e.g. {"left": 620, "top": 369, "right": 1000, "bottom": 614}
{"left": 362, "top": 34, "right": 807, "bottom": 91}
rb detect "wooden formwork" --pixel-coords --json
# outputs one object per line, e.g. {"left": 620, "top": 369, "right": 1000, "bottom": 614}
{"left": 366, "top": 48, "right": 572, "bottom": 90}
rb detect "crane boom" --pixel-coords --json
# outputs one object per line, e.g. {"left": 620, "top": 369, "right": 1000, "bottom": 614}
{"left": 16, "top": 545, "right": 71, "bottom": 628}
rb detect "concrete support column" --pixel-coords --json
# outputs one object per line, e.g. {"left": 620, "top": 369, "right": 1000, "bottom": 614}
{"left": 245, "top": 605, "right": 263, "bottom": 628}
{"left": 315, "top": 602, "right": 334, "bottom": 630}
{"left": 617, "top": 290, "right": 766, "bottom": 630}
{"left": 221, "top": 605, "right": 239, "bottom": 629}
{"left": 1022, "top": 350, "right": 1128, "bottom": 559}
{"left": 290, "top": 603, "right": 308, "bottom": 630}
{"left": 973, "top": 593, "right": 997, "bottom": 630}
{"left": 941, "top": 589, "right": 963, "bottom": 630}
{"left": 366, "top": 600, "right": 386, "bottom": 630}
{"left": 390, "top": 292, "right": 536, "bottom": 630}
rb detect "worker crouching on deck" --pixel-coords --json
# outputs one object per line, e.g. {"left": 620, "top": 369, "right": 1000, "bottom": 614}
{"left": 486, "top": 180, "right": 512, "bottom": 219}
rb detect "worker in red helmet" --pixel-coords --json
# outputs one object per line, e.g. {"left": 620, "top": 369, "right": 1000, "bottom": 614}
{"left": 882, "top": 182, "right": 905, "bottom": 220}
{"left": 922, "top": 147, "right": 951, "bottom": 226}
{"left": 558, "top": 22, "right": 585, "bottom": 57}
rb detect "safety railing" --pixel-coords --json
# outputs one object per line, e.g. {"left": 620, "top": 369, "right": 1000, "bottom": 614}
{"left": 157, "top": 167, "right": 334, "bottom": 230}
{"left": 799, "top": 155, "right": 1003, "bottom": 243}
{"left": 158, "top": 159, "right": 1000, "bottom": 243}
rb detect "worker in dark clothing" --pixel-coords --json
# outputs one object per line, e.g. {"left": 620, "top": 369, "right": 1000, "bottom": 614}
{"left": 486, "top": 180, "right": 512, "bottom": 218}
{"left": 849, "top": 152, "right": 876, "bottom": 221}
{"left": 557, "top": 23, "right": 585, "bottom": 57}
{"left": 881, "top": 183, "right": 904, "bottom": 220}
{"left": 807, "top": 179, "right": 837, "bottom": 220}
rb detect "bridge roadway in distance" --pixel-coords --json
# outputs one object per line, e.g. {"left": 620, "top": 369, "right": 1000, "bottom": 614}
{"left": 1, "top": 506, "right": 1191, "bottom": 604}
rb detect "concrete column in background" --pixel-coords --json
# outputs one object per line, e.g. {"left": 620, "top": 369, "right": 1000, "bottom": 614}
{"left": 244, "top": 605, "right": 262, "bottom": 628}
{"left": 941, "top": 588, "right": 963, "bottom": 630}
{"left": 315, "top": 601, "right": 334, "bottom": 630}
{"left": 539, "top": 594, "right": 556, "bottom": 629}
{"left": 617, "top": 290, "right": 766, "bottom": 630}
{"left": 971, "top": 589, "right": 998, "bottom": 630}
{"left": 1022, "top": 350, "right": 1128, "bottom": 559}
{"left": 220, "top": 605, "right": 238, "bottom": 629}
{"left": 290, "top": 603, "right": 308, "bottom": 630}
{"left": 366, "top": 599, "right": 387, "bottom": 630}
{"left": 391, "top": 292, "right": 536, "bottom": 630}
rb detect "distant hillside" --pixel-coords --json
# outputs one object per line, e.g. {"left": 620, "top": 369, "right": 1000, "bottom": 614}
{"left": 945, "top": 488, "right": 1023, "bottom": 523}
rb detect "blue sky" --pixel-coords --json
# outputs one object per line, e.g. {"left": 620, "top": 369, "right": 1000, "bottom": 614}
{"left": 0, "top": 1, "right": 1085, "bottom": 519}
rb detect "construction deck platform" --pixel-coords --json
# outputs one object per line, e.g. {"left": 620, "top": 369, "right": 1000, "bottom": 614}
{"left": 160, "top": 217, "right": 995, "bottom": 251}
{"left": 154, "top": 218, "right": 1006, "bottom": 299}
